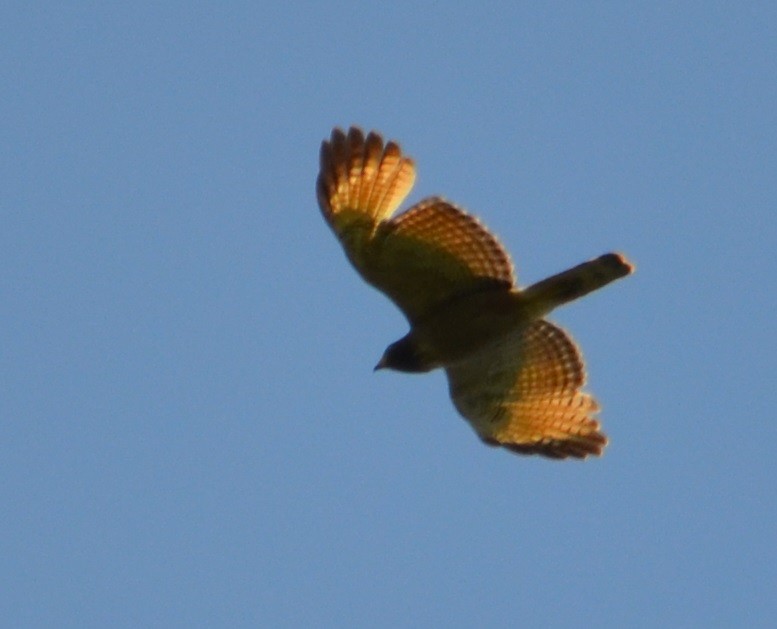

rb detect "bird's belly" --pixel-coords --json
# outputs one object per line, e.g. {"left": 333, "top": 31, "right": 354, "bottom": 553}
{"left": 415, "top": 290, "right": 530, "bottom": 366}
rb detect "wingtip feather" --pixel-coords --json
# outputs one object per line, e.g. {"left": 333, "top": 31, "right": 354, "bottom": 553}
{"left": 316, "top": 126, "right": 416, "bottom": 225}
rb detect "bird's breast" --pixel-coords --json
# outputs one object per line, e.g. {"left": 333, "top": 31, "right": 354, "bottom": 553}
{"left": 413, "top": 289, "right": 531, "bottom": 366}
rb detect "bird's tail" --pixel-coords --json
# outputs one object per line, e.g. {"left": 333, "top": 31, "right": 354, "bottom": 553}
{"left": 520, "top": 253, "right": 634, "bottom": 316}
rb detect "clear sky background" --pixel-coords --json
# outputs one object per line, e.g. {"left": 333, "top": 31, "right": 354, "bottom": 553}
{"left": 3, "top": 3, "right": 776, "bottom": 627}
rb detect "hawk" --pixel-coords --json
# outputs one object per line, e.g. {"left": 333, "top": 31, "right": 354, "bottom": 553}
{"left": 316, "top": 127, "right": 634, "bottom": 459}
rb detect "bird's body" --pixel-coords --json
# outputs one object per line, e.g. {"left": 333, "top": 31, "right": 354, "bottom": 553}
{"left": 382, "top": 252, "right": 630, "bottom": 373}
{"left": 317, "top": 126, "right": 633, "bottom": 459}
{"left": 384, "top": 289, "right": 522, "bottom": 372}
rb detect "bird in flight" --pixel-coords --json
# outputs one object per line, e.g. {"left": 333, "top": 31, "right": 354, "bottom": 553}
{"left": 316, "top": 127, "right": 634, "bottom": 459}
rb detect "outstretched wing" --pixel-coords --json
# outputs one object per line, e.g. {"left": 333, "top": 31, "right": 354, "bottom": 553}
{"left": 446, "top": 320, "right": 607, "bottom": 459}
{"left": 317, "top": 127, "right": 515, "bottom": 323}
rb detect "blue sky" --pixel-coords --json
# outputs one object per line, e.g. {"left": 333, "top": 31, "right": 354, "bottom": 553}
{"left": 3, "top": 3, "right": 776, "bottom": 627}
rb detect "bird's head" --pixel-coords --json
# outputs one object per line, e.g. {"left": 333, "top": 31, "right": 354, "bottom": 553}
{"left": 374, "top": 335, "right": 434, "bottom": 373}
